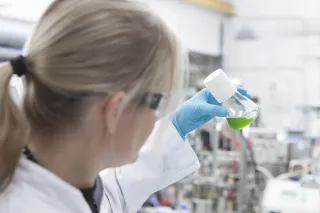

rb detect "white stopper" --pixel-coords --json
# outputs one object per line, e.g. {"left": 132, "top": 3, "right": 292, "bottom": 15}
{"left": 203, "top": 69, "right": 237, "bottom": 103}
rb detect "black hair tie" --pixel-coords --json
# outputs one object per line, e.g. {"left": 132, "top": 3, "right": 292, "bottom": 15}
{"left": 10, "top": 55, "right": 28, "bottom": 77}
{"left": 23, "top": 146, "right": 38, "bottom": 164}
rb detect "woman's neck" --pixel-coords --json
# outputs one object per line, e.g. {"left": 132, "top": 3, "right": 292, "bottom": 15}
{"left": 27, "top": 142, "right": 98, "bottom": 189}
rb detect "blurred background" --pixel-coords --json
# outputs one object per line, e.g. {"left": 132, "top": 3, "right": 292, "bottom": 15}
{"left": 2, "top": 0, "right": 320, "bottom": 213}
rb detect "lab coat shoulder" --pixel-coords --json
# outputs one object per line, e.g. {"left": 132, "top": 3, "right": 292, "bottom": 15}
{"left": 0, "top": 183, "right": 61, "bottom": 213}
{"left": 100, "top": 116, "right": 200, "bottom": 213}
{"left": 0, "top": 116, "right": 199, "bottom": 213}
{"left": 0, "top": 158, "right": 93, "bottom": 213}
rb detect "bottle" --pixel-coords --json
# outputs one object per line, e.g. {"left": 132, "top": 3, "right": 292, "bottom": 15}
{"left": 203, "top": 69, "right": 259, "bottom": 130}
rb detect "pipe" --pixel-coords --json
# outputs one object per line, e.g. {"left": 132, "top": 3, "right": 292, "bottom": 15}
{"left": 256, "top": 165, "right": 274, "bottom": 179}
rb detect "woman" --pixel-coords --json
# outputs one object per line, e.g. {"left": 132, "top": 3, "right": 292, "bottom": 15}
{"left": 0, "top": 1, "right": 249, "bottom": 212}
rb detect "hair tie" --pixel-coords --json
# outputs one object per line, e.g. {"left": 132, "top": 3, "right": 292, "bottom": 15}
{"left": 10, "top": 55, "right": 28, "bottom": 77}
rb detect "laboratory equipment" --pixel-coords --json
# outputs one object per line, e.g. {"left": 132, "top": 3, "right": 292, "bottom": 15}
{"left": 192, "top": 177, "right": 215, "bottom": 200}
{"left": 204, "top": 69, "right": 259, "bottom": 130}
{"left": 192, "top": 198, "right": 212, "bottom": 213}
{"left": 261, "top": 178, "right": 320, "bottom": 213}
{"left": 311, "top": 141, "right": 320, "bottom": 178}
{"left": 288, "top": 160, "right": 311, "bottom": 175}
{"left": 300, "top": 103, "right": 320, "bottom": 138}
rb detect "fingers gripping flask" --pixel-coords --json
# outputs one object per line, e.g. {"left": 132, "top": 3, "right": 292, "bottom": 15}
{"left": 203, "top": 69, "right": 259, "bottom": 130}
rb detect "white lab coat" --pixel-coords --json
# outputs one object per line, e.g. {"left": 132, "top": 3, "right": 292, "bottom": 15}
{"left": 0, "top": 117, "right": 200, "bottom": 213}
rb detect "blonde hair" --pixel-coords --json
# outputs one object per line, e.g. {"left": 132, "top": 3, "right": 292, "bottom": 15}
{"left": 0, "top": 0, "right": 186, "bottom": 192}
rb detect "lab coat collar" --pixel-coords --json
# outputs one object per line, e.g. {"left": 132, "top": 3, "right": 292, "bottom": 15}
{"left": 14, "top": 157, "right": 92, "bottom": 213}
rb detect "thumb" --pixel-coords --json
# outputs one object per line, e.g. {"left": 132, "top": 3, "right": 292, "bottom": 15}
{"left": 201, "top": 104, "right": 229, "bottom": 118}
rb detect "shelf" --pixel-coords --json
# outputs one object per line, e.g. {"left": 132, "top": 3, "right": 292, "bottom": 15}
{"left": 186, "top": 0, "right": 235, "bottom": 15}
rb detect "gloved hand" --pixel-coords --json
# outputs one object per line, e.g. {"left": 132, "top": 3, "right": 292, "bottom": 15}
{"left": 172, "top": 87, "right": 250, "bottom": 140}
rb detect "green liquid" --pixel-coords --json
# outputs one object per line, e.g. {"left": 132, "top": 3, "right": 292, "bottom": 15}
{"left": 227, "top": 117, "right": 255, "bottom": 130}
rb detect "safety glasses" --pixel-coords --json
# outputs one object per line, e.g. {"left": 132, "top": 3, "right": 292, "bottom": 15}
{"left": 141, "top": 92, "right": 165, "bottom": 111}
{"left": 66, "top": 91, "right": 167, "bottom": 118}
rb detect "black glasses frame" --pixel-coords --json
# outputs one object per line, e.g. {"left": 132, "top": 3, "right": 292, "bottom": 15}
{"left": 141, "top": 92, "right": 165, "bottom": 110}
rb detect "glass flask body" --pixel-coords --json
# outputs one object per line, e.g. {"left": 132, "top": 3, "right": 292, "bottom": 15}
{"left": 222, "top": 91, "right": 259, "bottom": 130}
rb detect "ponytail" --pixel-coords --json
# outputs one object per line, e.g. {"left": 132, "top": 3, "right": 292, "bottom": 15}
{"left": 0, "top": 62, "right": 28, "bottom": 192}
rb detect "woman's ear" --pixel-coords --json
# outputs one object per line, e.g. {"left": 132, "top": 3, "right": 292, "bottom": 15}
{"left": 103, "top": 91, "right": 126, "bottom": 134}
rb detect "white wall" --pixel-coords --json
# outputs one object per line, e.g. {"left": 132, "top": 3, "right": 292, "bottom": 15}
{"left": 0, "top": 0, "right": 52, "bottom": 22}
{"left": 1, "top": 0, "right": 224, "bottom": 56}
{"left": 223, "top": 0, "right": 320, "bottom": 130}
{"left": 234, "top": 0, "right": 320, "bottom": 17}
{"left": 145, "top": 0, "right": 223, "bottom": 56}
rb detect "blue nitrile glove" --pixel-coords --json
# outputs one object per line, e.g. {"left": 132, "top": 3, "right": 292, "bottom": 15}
{"left": 172, "top": 87, "right": 250, "bottom": 140}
